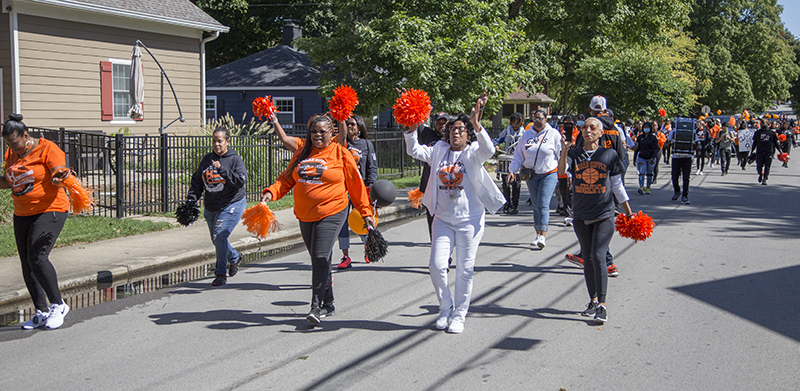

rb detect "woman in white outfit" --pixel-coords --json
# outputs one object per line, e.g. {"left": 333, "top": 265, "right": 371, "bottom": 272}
{"left": 508, "top": 109, "right": 562, "bottom": 248}
{"left": 404, "top": 97, "right": 505, "bottom": 334}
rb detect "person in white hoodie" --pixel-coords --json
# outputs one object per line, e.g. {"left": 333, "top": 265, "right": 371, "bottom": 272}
{"left": 508, "top": 109, "right": 562, "bottom": 248}
{"left": 404, "top": 95, "right": 505, "bottom": 334}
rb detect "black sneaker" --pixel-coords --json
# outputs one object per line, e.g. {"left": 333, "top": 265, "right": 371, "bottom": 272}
{"left": 671, "top": 193, "right": 680, "bottom": 201}
{"left": 758, "top": 174, "right": 762, "bottom": 183}
{"left": 228, "top": 257, "right": 240, "bottom": 277}
{"left": 581, "top": 301, "right": 598, "bottom": 317}
{"left": 306, "top": 307, "right": 321, "bottom": 324}
{"left": 509, "top": 207, "right": 519, "bottom": 215}
{"left": 211, "top": 274, "right": 227, "bottom": 286}
{"left": 594, "top": 305, "right": 608, "bottom": 323}
{"left": 320, "top": 304, "right": 336, "bottom": 318}
{"left": 762, "top": 180, "right": 768, "bottom": 186}
{"left": 681, "top": 196, "right": 690, "bottom": 205}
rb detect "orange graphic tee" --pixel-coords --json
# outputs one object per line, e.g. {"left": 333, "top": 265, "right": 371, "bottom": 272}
{"left": 4, "top": 138, "right": 70, "bottom": 216}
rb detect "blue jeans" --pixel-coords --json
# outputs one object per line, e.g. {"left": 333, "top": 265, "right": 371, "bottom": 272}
{"left": 204, "top": 197, "right": 247, "bottom": 276}
{"left": 636, "top": 157, "right": 655, "bottom": 188}
{"left": 526, "top": 171, "right": 558, "bottom": 232}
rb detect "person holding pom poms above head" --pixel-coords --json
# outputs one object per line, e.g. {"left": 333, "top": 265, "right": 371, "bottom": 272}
{"left": 404, "top": 93, "right": 506, "bottom": 334}
{"left": 261, "top": 115, "right": 374, "bottom": 326}
{"left": 186, "top": 126, "right": 248, "bottom": 287}
{"left": 0, "top": 114, "right": 73, "bottom": 329}
{"left": 558, "top": 117, "right": 635, "bottom": 325}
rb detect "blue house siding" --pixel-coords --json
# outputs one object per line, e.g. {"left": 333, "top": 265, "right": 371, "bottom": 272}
{"left": 207, "top": 89, "right": 325, "bottom": 127}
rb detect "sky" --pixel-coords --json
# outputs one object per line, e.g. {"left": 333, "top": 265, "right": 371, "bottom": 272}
{"left": 778, "top": 1, "right": 800, "bottom": 36}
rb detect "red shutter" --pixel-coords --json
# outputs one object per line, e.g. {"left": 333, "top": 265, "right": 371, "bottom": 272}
{"left": 100, "top": 61, "right": 113, "bottom": 120}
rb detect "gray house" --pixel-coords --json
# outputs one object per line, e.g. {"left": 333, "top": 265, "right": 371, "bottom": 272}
{"left": 205, "top": 23, "right": 323, "bottom": 128}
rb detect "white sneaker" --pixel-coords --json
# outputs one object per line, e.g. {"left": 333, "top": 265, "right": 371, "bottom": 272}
{"left": 565, "top": 217, "right": 573, "bottom": 226}
{"left": 531, "top": 236, "right": 540, "bottom": 247}
{"left": 538, "top": 236, "right": 546, "bottom": 249}
{"left": 21, "top": 309, "right": 49, "bottom": 330}
{"left": 45, "top": 301, "right": 69, "bottom": 329}
{"left": 695, "top": 169, "right": 701, "bottom": 175}
{"left": 447, "top": 318, "right": 464, "bottom": 334}
{"left": 435, "top": 307, "right": 453, "bottom": 330}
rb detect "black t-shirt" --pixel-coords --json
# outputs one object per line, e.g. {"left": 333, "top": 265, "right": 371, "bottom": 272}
{"left": 418, "top": 126, "right": 444, "bottom": 192}
{"left": 752, "top": 129, "right": 781, "bottom": 156}
{"left": 575, "top": 114, "right": 627, "bottom": 163}
{"left": 567, "top": 147, "right": 624, "bottom": 221}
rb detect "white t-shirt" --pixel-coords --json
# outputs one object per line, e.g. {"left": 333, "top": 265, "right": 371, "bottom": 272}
{"left": 435, "top": 149, "right": 484, "bottom": 223}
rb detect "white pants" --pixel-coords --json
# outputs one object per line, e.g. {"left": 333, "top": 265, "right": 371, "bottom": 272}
{"left": 429, "top": 214, "right": 485, "bottom": 323}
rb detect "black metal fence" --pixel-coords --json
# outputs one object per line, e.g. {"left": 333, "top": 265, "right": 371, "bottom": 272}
{"left": 23, "top": 126, "right": 421, "bottom": 218}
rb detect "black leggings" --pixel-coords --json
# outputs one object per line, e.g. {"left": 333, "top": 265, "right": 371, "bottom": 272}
{"left": 557, "top": 177, "right": 572, "bottom": 217}
{"left": 299, "top": 208, "right": 347, "bottom": 309}
{"left": 573, "top": 217, "right": 614, "bottom": 303}
{"left": 15, "top": 211, "right": 68, "bottom": 311}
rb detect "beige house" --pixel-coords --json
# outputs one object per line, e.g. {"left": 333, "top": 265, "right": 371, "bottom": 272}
{"left": 0, "top": 0, "right": 227, "bottom": 134}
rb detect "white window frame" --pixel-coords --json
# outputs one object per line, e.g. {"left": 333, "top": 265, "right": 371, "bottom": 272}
{"left": 109, "top": 58, "right": 134, "bottom": 125}
{"left": 273, "top": 97, "right": 295, "bottom": 125}
{"left": 205, "top": 95, "right": 217, "bottom": 123}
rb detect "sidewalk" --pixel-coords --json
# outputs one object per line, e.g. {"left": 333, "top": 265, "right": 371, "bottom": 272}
{"left": 0, "top": 189, "right": 421, "bottom": 312}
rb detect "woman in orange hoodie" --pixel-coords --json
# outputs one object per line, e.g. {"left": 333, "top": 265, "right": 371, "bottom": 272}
{"left": 261, "top": 115, "right": 374, "bottom": 325}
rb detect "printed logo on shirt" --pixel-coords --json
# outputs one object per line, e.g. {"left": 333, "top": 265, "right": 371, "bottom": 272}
{"left": 574, "top": 161, "right": 608, "bottom": 195}
{"left": 524, "top": 133, "right": 550, "bottom": 150}
{"left": 347, "top": 146, "right": 362, "bottom": 164}
{"left": 298, "top": 158, "right": 327, "bottom": 185}
{"left": 6, "top": 164, "right": 35, "bottom": 196}
{"left": 437, "top": 162, "right": 465, "bottom": 190}
{"left": 203, "top": 165, "right": 226, "bottom": 193}
{"left": 759, "top": 133, "right": 771, "bottom": 142}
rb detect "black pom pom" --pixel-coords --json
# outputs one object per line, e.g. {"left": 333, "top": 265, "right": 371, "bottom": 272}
{"left": 176, "top": 200, "right": 199, "bottom": 226}
{"left": 365, "top": 227, "right": 388, "bottom": 263}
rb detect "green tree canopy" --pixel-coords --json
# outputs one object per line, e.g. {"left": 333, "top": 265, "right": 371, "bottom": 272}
{"left": 299, "top": 0, "right": 535, "bottom": 115}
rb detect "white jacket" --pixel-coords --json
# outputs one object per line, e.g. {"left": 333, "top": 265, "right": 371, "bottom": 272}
{"left": 405, "top": 128, "right": 506, "bottom": 215}
{"left": 509, "top": 123, "right": 562, "bottom": 175}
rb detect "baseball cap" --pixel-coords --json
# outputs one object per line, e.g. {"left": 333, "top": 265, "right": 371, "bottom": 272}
{"left": 433, "top": 112, "right": 449, "bottom": 122}
{"left": 589, "top": 95, "right": 607, "bottom": 111}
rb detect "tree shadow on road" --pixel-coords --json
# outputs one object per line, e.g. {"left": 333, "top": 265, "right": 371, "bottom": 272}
{"left": 147, "top": 309, "right": 424, "bottom": 332}
{"left": 632, "top": 179, "right": 800, "bottom": 239}
{"left": 672, "top": 264, "right": 800, "bottom": 343}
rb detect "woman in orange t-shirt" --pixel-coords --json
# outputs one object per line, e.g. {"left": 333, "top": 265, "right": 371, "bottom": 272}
{"left": 261, "top": 115, "right": 374, "bottom": 325}
{"left": 0, "top": 114, "right": 71, "bottom": 330}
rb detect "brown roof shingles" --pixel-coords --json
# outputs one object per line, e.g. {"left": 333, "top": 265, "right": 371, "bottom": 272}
{"left": 32, "top": 0, "right": 227, "bottom": 31}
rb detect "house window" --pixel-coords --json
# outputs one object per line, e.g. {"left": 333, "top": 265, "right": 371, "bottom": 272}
{"left": 111, "top": 60, "right": 131, "bottom": 120}
{"left": 274, "top": 98, "right": 295, "bottom": 126}
{"left": 206, "top": 96, "right": 217, "bottom": 123}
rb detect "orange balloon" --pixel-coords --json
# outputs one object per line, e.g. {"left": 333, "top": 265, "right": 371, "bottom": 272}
{"left": 716, "top": 110, "right": 722, "bottom": 115}
{"left": 348, "top": 207, "right": 377, "bottom": 235}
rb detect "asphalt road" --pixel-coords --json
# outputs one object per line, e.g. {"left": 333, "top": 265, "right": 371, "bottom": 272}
{"left": 1, "top": 161, "right": 798, "bottom": 391}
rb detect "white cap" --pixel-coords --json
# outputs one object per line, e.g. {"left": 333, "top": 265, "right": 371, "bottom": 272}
{"left": 589, "top": 95, "right": 607, "bottom": 112}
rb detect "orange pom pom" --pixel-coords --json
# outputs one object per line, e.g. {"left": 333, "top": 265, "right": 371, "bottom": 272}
{"left": 778, "top": 152, "right": 790, "bottom": 163}
{"left": 328, "top": 84, "right": 359, "bottom": 122}
{"left": 778, "top": 134, "right": 787, "bottom": 142}
{"left": 728, "top": 116, "right": 735, "bottom": 126}
{"left": 241, "top": 202, "right": 282, "bottom": 239}
{"left": 393, "top": 89, "right": 432, "bottom": 128}
{"left": 252, "top": 96, "right": 279, "bottom": 120}
{"left": 615, "top": 211, "right": 654, "bottom": 243}
{"left": 407, "top": 187, "right": 423, "bottom": 209}
{"left": 658, "top": 108, "right": 666, "bottom": 117}
{"left": 60, "top": 174, "right": 96, "bottom": 214}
